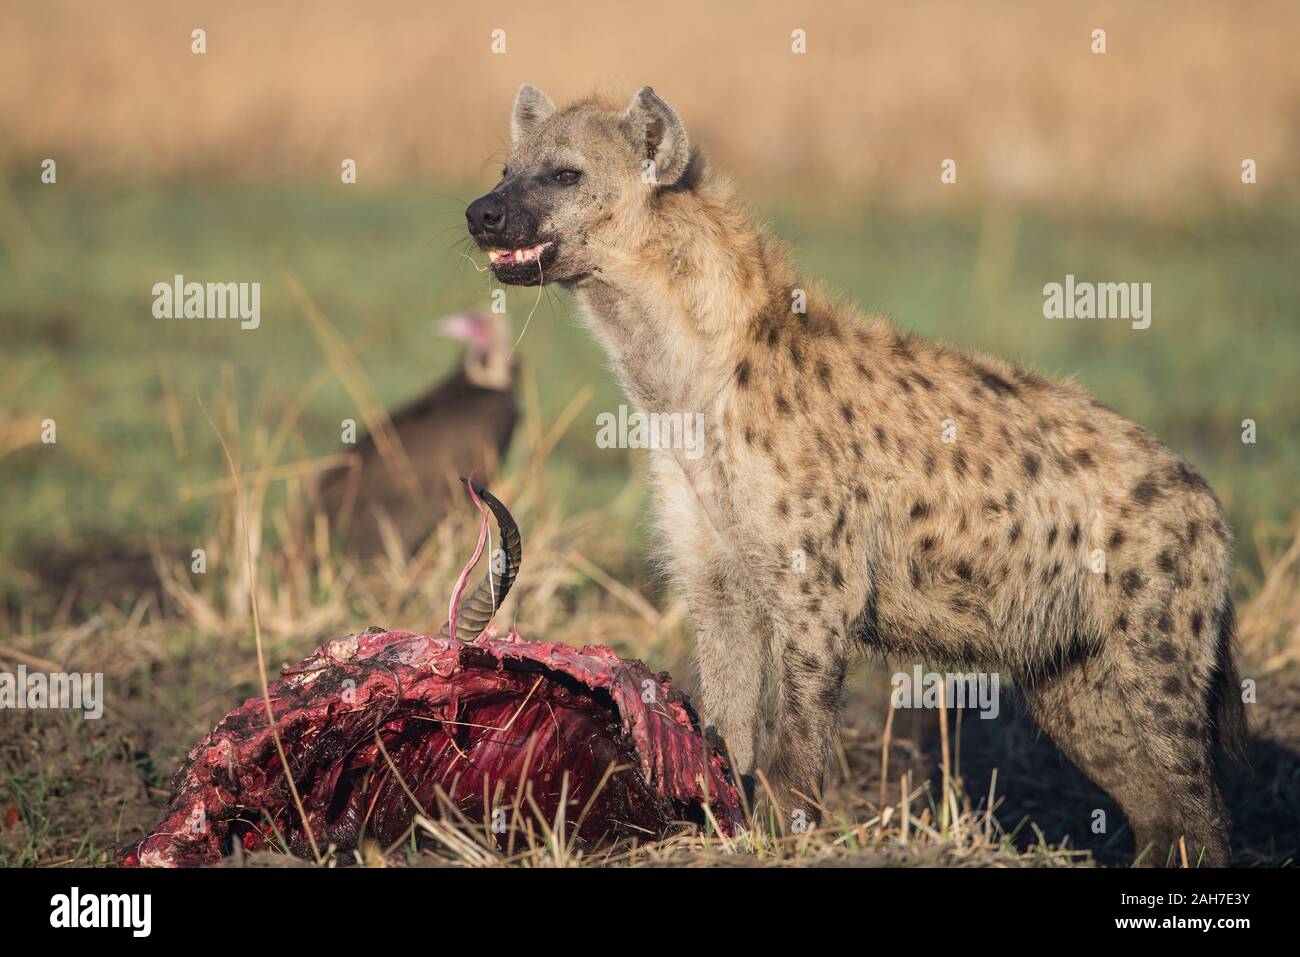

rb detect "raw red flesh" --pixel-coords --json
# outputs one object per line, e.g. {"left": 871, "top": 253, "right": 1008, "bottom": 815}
{"left": 119, "top": 627, "right": 744, "bottom": 867}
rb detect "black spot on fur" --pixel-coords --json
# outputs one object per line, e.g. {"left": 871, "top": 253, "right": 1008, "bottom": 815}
{"left": 1073, "top": 448, "right": 1095, "bottom": 469}
{"left": 849, "top": 589, "right": 880, "bottom": 647}
{"left": 1108, "top": 529, "right": 1125, "bottom": 549}
{"left": 1021, "top": 453, "right": 1040, "bottom": 479}
{"left": 909, "top": 500, "right": 931, "bottom": 520}
{"left": 1068, "top": 522, "right": 1081, "bottom": 548}
{"left": 1191, "top": 611, "right": 1204, "bottom": 636}
{"left": 819, "top": 656, "right": 849, "bottom": 710}
{"left": 1120, "top": 569, "right": 1145, "bottom": 596}
{"left": 1046, "top": 526, "right": 1058, "bottom": 546}
{"left": 1008, "top": 522, "right": 1022, "bottom": 544}
{"left": 919, "top": 535, "right": 937, "bottom": 552}
{"left": 734, "top": 360, "right": 750, "bottom": 388}
{"left": 1169, "top": 460, "right": 1210, "bottom": 493}
{"left": 1132, "top": 473, "right": 1161, "bottom": 506}
{"left": 955, "top": 560, "right": 973, "bottom": 582}
{"left": 816, "top": 360, "right": 833, "bottom": 389}
{"left": 909, "top": 560, "right": 923, "bottom": 589}
{"left": 975, "top": 365, "right": 1019, "bottom": 397}
{"left": 952, "top": 449, "right": 967, "bottom": 476}
{"left": 891, "top": 333, "right": 917, "bottom": 362}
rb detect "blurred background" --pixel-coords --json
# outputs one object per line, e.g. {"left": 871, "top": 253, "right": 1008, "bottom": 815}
{"left": 1, "top": 0, "right": 1298, "bottom": 866}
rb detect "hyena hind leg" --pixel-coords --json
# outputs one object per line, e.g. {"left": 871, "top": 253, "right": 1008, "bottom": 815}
{"left": 1021, "top": 649, "right": 1231, "bottom": 867}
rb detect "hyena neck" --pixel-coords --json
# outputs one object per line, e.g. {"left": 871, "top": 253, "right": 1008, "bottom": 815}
{"left": 573, "top": 177, "right": 790, "bottom": 414}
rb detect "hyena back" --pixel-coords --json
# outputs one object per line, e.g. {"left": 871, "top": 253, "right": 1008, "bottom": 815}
{"left": 466, "top": 85, "right": 1247, "bottom": 866}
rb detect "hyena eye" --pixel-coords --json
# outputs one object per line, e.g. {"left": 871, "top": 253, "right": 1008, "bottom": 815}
{"left": 553, "top": 169, "right": 581, "bottom": 185}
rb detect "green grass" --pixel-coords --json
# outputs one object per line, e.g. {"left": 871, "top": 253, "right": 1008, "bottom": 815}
{"left": 2, "top": 180, "right": 1297, "bottom": 588}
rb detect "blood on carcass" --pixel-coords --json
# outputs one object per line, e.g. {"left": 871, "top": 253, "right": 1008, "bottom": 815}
{"left": 118, "top": 483, "right": 743, "bottom": 867}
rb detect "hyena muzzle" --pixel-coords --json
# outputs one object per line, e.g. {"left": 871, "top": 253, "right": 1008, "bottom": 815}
{"left": 466, "top": 84, "right": 1249, "bottom": 866}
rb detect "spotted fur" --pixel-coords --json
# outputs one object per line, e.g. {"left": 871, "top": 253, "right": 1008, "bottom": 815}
{"left": 468, "top": 85, "right": 1248, "bottom": 866}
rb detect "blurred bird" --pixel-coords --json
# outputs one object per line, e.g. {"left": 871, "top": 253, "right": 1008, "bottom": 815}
{"left": 315, "top": 310, "right": 519, "bottom": 560}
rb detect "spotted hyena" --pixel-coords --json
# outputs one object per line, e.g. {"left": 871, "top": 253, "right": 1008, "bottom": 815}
{"left": 465, "top": 84, "right": 1247, "bottom": 865}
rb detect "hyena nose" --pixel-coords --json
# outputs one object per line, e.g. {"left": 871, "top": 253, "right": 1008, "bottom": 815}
{"left": 466, "top": 194, "right": 507, "bottom": 237}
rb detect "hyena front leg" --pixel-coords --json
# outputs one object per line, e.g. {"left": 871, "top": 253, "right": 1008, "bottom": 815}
{"left": 653, "top": 458, "right": 768, "bottom": 778}
{"left": 758, "top": 618, "right": 851, "bottom": 832}
{"left": 680, "top": 560, "right": 771, "bottom": 779}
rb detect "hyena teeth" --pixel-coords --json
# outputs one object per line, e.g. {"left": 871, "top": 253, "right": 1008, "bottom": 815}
{"left": 487, "top": 242, "right": 549, "bottom": 265}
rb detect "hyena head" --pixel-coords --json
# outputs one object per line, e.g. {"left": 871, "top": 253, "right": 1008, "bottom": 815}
{"left": 465, "top": 85, "right": 694, "bottom": 287}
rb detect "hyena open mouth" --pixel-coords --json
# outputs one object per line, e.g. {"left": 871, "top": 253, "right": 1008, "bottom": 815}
{"left": 486, "top": 240, "right": 552, "bottom": 265}
{"left": 485, "top": 240, "right": 558, "bottom": 285}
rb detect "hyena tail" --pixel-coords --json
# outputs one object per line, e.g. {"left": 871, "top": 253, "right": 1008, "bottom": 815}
{"left": 1210, "top": 593, "right": 1249, "bottom": 767}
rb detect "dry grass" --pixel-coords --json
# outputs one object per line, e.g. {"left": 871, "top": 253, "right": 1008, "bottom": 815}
{"left": 0, "top": 288, "right": 1079, "bottom": 866}
{"left": 2, "top": 0, "right": 1298, "bottom": 210}
{"left": 6, "top": 365, "right": 1297, "bottom": 865}
{"left": 1240, "top": 514, "right": 1300, "bottom": 673}
{"left": 1, "top": 274, "right": 1297, "bottom": 868}
{"left": 4, "top": 447, "right": 1299, "bottom": 866}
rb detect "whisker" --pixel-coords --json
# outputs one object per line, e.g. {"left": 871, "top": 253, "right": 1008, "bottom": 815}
{"left": 456, "top": 250, "right": 491, "bottom": 273}
{"left": 424, "top": 221, "right": 472, "bottom": 251}
{"left": 427, "top": 191, "right": 472, "bottom": 206}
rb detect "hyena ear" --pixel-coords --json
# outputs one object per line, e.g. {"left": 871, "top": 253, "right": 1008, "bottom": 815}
{"left": 622, "top": 86, "right": 690, "bottom": 187}
{"left": 511, "top": 84, "right": 556, "bottom": 145}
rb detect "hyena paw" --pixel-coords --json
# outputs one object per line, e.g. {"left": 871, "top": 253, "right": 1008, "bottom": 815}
{"left": 749, "top": 774, "right": 822, "bottom": 835}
